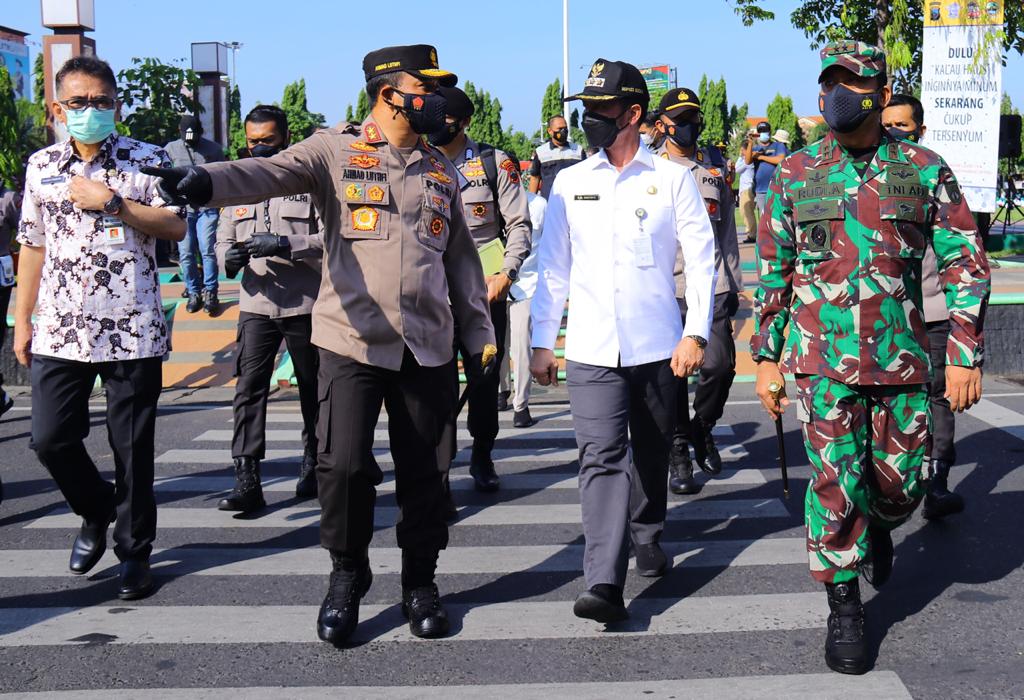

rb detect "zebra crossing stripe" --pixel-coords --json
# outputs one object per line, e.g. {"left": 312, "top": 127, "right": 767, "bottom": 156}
{"left": 0, "top": 592, "right": 827, "bottom": 646}
{"left": 0, "top": 538, "right": 806, "bottom": 577}
{"left": 26, "top": 499, "right": 791, "bottom": 530}
{"left": 0, "top": 672, "right": 912, "bottom": 699}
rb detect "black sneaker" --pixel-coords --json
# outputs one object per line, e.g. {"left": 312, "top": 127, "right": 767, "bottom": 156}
{"left": 203, "top": 290, "right": 220, "bottom": 316}
{"left": 573, "top": 584, "right": 628, "bottom": 623}
{"left": 861, "top": 526, "right": 893, "bottom": 589}
{"left": 185, "top": 293, "right": 203, "bottom": 313}
{"left": 634, "top": 542, "right": 668, "bottom": 577}
{"left": 316, "top": 558, "right": 373, "bottom": 645}
{"left": 513, "top": 407, "right": 536, "bottom": 428}
{"left": 402, "top": 584, "right": 450, "bottom": 638}
{"left": 824, "top": 579, "right": 868, "bottom": 675}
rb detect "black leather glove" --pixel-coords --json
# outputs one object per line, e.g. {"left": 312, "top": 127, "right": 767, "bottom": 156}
{"left": 224, "top": 245, "right": 251, "bottom": 279}
{"left": 725, "top": 291, "right": 740, "bottom": 317}
{"left": 245, "top": 233, "right": 289, "bottom": 259}
{"left": 140, "top": 165, "right": 213, "bottom": 208}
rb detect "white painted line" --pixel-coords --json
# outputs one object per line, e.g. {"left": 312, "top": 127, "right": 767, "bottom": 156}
{"left": 0, "top": 537, "right": 805, "bottom": 578}
{"left": 968, "top": 398, "right": 1024, "bottom": 441}
{"left": 27, "top": 499, "right": 790, "bottom": 530}
{"left": 0, "top": 672, "right": 912, "bottom": 699}
{"left": 0, "top": 593, "right": 825, "bottom": 646}
{"left": 155, "top": 444, "right": 750, "bottom": 465}
{"left": 198, "top": 425, "right": 736, "bottom": 440}
{"left": 151, "top": 469, "right": 766, "bottom": 494}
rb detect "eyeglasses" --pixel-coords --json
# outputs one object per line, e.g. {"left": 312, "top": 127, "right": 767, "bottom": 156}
{"left": 59, "top": 97, "right": 116, "bottom": 111}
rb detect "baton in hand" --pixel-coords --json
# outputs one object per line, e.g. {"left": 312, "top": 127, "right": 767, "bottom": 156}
{"left": 457, "top": 344, "right": 498, "bottom": 415}
{"left": 768, "top": 381, "right": 790, "bottom": 498}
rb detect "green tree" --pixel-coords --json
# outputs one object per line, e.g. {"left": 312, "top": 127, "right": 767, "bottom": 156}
{"left": 32, "top": 53, "right": 45, "bottom": 105}
{"left": 766, "top": 93, "right": 805, "bottom": 151}
{"left": 1000, "top": 94, "right": 1023, "bottom": 174}
{"left": 729, "top": 1, "right": 1024, "bottom": 91}
{"left": 355, "top": 90, "right": 370, "bottom": 122}
{"left": 727, "top": 101, "right": 750, "bottom": 158}
{"left": 227, "top": 83, "right": 246, "bottom": 159}
{"left": 700, "top": 76, "right": 730, "bottom": 146}
{"left": 117, "top": 58, "right": 200, "bottom": 145}
{"left": 464, "top": 81, "right": 505, "bottom": 147}
{"left": 0, "top": 67, "right": 22, "bottom": 188}
{"left": 648, "top": 88, "right": 667, "bottom": 113}
{"left": 541, "top": 78, "right": 562, "bottom": 129}
{"left": 280, "top": 79, "right": 325, "bottom": 141}
{"left": 500, "top": 127, "right": 535, "bottom": 162}
{"left": 344, "top": 104, "right": 354, "bottom": 122}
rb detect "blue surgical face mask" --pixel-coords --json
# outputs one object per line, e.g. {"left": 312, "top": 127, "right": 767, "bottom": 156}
{"left": 64, "top": 107, "right": 116, "bottom": 145}
{"left": 758, "top": 132, "right": 771, "bottom": 143}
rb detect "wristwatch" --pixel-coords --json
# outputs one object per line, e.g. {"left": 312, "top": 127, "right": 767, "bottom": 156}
{"left": 103, "top": 192, "right": 124, "bottom": 215}
{"left": 685, "top": 335, "right": 708, "bottom": 348}
{"left": 503, "top": 268, "right": 519, "bottom": 282}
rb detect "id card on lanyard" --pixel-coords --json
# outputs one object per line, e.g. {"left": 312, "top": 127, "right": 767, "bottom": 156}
{"left": 633, "top": 207, "right": 654, "bottom": 268}
{"left": 101, "top": 215, "right": 126, "bottom": 245}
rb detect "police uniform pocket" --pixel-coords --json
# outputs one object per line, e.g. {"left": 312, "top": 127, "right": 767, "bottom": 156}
{"left": 419, "top": 191, "right": 451, "bottom": 252}
{"left": 879, "top": 197, "right": 927, "bottom": 257}
{"left": 341, "top": 181, "right": 389, "bottom": 241}
{"left": 463, "top": 196, "right": 495, "bottom": 228}
{"left": 794, "top": 198, "right": 843, "bottom": 260}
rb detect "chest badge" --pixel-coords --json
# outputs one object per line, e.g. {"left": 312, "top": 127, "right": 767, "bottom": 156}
{"left": 367, "top": 185, "right": 386, "bottom": 202}
{"left": 472, "top": 203, "right": 487, "bottom": 218}
{"left": 234, "top": 207, "right": 248, "bottom": 217}
{"left": 349, "top": 155, "right": 380, "bottom": 169}
{"left": 810, "top": 224, "right": 828, "bottom": 248}
{"left": 350, "top": 141, "right": 377, "bottom": 152}
{"left": 352, "top": 206, "right": 379, "bottom": 231}
{"left": 345, "top": 183, "right": 365, "bottom": 201}
{"left": 430, "top": 216, "right": 445, "bottom": 237}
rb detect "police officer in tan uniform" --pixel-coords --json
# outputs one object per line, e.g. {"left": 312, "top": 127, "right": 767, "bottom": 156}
{"left": 427, "top": 86, "right": 532, "bottom": 493}
{"left": 144, "top": 44, "right": 494, "bottom": 645}
{"left": 214, "top": 105, "right": 323, "bottom": 513}
{"left": 656, "top": 88, "right": 743, "bottom": 497}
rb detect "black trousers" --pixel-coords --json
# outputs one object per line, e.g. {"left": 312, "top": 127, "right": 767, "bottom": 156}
{"left": 437, "top": 299, "right": 508, "bottom": 467}
{"left": 232, "top": 311, "right": 318, "bottom": 460}
{"left": 30, "top": 355, "right": 162, "bottom": 561}
{"left": 0, "top": 285, "right": 11, "bottom": 386}
{"left": 676, "top": 292, "right": 737, "bottom": 440}
{"left": 316, "top": 347, "right": 454, "bottom": 557}
{"left": 927, "top": 320, "right": 956, "bottom": 463}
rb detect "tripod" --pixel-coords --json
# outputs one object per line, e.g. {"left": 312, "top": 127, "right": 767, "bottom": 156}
{"left": 991, "top": 161, "right": 1024, "bottom": 237}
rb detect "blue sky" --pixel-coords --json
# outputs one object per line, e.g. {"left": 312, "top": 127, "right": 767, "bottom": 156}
{"left": 4, "top": 0, "right": 1023, "bottom": 134}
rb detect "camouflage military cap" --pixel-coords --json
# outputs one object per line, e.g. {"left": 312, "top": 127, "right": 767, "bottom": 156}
{"left": 818, "top": 40, "right": 886, "bottom": 82}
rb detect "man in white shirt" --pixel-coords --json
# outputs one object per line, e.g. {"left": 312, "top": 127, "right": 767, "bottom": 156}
{"left": 530, "top": 58, "right": 717, "bottom": 623}
{"left": 734, "top": 131, "right": 758, "bottom": 242}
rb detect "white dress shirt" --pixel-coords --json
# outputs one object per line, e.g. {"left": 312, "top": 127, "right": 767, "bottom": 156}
{"left": 510, "top": 191, "right": 547, "bottom": 301}
{"left": 531, "top": 144, "right": 717, "bottom": 368}
{"left": 735, "top": 156, "right": 755, "bottom": 191}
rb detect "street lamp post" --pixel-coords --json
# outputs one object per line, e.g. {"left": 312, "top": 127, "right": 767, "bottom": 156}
{"left": 562, "top": 0, "right": 571, "bottom": 139}
{"left": 40, "top": 0, "right": 96, "bottom": 143}
{"left": 190, "top": 41, "right": 230, "bottom": 148}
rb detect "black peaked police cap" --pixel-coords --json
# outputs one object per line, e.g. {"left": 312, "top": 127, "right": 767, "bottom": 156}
{"left": 362, "top": 44, "right": 458, "bottom": 87}
{"left": 565, "top": 58, "right": 649, "bottom": 103}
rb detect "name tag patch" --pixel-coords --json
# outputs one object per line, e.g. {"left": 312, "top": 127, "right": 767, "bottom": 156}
{"left": 574, "top": 194, "right": 600, "bottom": 201}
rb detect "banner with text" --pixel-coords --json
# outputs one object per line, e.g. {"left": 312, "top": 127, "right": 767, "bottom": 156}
{"left": 920, "top": 0, "right": 1003, "bottom": 212}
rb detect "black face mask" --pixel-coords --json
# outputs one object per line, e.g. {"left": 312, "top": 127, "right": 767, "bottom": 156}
{"left": 387, "top": 88, "right": 448, "bottom": 135}
{"left": 820, "top": 84, "right": 882, "bottom": 134}
{"left": 250, "top": 144, "right": 283, "bottom": 158}
{"left": 427, "top": 120, "right": 461, "bottom": 147}
{"left": 886, "top": 125, "right": 921, "bottom": 143}
{"left": 582, "top": 109, "right": 629, "bottom": 150}
{"left": 551, "top": 127, "right": 568, "bottom": 144}
{"left": 666, "top": 121, "right": 700, "bottom": 149}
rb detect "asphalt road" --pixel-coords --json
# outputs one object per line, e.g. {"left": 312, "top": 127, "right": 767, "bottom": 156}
{"left": 0, "top": 377, "right": 1022, "bottom": 698}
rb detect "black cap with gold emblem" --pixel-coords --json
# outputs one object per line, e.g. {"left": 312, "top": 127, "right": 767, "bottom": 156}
{"left": 362, "top": 44, "right": 457, "bottom": 87}
{"left": 658, "top": 88, "right": 701, "bottom": 118}
{"left": 565, "top": 58, "right": 649, "bottom": 103}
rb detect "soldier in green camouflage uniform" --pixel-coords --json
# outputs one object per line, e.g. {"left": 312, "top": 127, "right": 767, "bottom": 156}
{"left": 751, "top": 41, "right": 990, "bottom": 675}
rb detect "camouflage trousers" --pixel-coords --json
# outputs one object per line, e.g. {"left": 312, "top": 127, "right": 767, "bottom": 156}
{"left": 795, "top": 374, "right": 929, "bottom": 584}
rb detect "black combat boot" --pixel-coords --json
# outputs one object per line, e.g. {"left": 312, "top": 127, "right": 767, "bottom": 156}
{"left": 442, "top": 473, "right": 458, "bottom": 523}
{"left": 217, "top": 457, "right": 266, "bottom": 513}
{"left": 402, "top": 584, "right": 450, "bottom": 638}
{"left": 824, "top": 578, "right": 868, "bottom": 675}
{"left": 317, "top": 554, "right": 373, "bottom": 645}
{"left": 295, "top": 449, "right": 318, "bottom": 499}
{"left": 691, "top": 416, "right": 723, "bottom": 475}
{"left": 923, "top": 459, "right": 965, "bottom": 520}
{"left": 669, "top": 437, "right": 700, "bottom": 495}
{"left": 469, "top": 440, "right": 499, "bottom": 492}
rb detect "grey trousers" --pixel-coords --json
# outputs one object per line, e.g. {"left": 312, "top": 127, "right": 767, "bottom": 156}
{"left": 509, "top": 297, "right": 533, "bottom": 412}
{"left": 567, "top": 358, "right": 676, "bottom": 588}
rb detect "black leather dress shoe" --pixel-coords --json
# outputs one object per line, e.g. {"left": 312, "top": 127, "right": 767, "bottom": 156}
{"left": 402, "top": 584, "right": 450, "bottom": 638}
{"left": 118, "top": 558, "right": 154, "bottom": 600}
{"left": 692, "top": 417, "right": 723, "bottom": 476}
{"left": 513, "top": 408, "right": 536, "bottom": 428}
{"left": 69, "top": 511, "right": 115, "bottom": 575}
{"left": 317, "top": 560, "right": 373, "bottom": 645}
{"left": 573, "top": 584, "right": 628, "bottom": 623}
{"left": 469, "top": 444, "right": 500, "bottom": 492}
{"left": 634, "top": 542, "right": 668, "bottom": 577}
